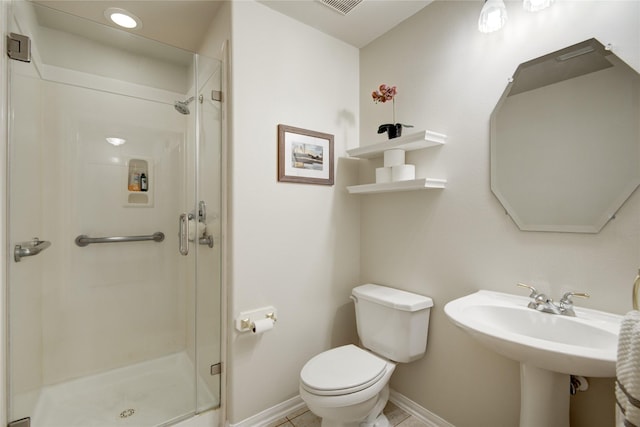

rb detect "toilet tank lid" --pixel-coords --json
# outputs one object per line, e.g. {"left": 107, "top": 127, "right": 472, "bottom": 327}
{"left": 352, "top": 284, "right": 433, "bottom": 311}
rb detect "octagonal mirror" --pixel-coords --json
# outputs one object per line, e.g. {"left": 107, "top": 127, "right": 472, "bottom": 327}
{"left": 490, "top": 38, "right": 640, "bottom": 233}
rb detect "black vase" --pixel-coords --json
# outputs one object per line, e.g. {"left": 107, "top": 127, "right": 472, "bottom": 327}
{"left": 377, "top": 123, "right": 409, "bottom": 140}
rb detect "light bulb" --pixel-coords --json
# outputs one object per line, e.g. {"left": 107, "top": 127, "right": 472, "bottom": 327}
{"left": 106, "top": 137, "right": 126, "bottom": 146}
{"left": 104, "top": 8, "right": 141, "bottom": 29}
{"left": 478, "top": 0, "right": 508, "bottom": 33}
{"left": 523, "top": 0, "right": 554, "bottom": 12}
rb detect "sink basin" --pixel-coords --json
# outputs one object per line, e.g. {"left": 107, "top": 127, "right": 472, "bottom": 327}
{"left": 444, "top": 290, "right": 622, "bottom": 427}
{"left": 444, "top": 290, "right": 621, "bottom": 377}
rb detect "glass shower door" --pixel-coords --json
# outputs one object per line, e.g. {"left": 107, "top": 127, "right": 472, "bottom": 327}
{"left": 194, "top": 54, "right": 224, "bottom": 415}
{"left": 6, "top": 3, "right": 221, "bottom": 426}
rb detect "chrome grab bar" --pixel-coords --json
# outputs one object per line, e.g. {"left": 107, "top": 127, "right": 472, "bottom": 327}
{"left": 14, "top": 237, "right": 51, "bottom": 262}
{"left": 179, "top": 213, "right": 189, "bottom": 256}
{"left": 75, "top": 232, "right": 164, "bottom": 247}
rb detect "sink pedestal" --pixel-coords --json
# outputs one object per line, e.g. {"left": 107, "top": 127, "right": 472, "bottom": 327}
{"left": 520, "top": 363, "right": 570, "bottom": 427}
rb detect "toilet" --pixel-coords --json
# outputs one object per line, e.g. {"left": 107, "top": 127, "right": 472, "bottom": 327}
{"left": 299, "top": 284, "right": 433, "bottom": 427}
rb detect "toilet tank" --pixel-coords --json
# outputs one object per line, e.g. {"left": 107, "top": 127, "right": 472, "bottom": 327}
{"left": 352, "top": 284, "right": 433, "bottom": 363}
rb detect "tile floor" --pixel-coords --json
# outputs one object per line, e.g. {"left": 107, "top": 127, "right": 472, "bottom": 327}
{"left": 268, "top": 401, "right": 429, "bottom": 427}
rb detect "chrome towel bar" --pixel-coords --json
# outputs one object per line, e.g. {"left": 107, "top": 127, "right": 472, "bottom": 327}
{"left": 75, "top": 232, "right": 164, "bottom": 247}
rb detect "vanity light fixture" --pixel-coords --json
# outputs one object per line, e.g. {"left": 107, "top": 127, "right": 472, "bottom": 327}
{"left": 104, "top": 8, "right": 141, "bottom": 29}
{"left": 523, "top": 0, "right": 554, "bottom": 12}
{"left": 479, "top": 0, "right": 554, "bottom": 33}
{"left": 478, "top": 0, "right": 508, "bottom": 34}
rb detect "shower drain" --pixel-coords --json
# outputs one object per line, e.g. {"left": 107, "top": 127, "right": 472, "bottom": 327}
{"left": 120, "top": 408, "right": 136, "bottom": 419}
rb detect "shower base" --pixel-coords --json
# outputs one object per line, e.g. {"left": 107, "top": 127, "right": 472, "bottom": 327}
{"left": 27, "top": 352, "right": 216, "bottom": 427}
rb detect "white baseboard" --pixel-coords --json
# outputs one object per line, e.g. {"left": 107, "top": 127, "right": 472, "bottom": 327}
{"left": 227, "top": 390, "right": 455, "bottom": 427}
{"left": 389, "top": 390, "right": 455, "bottom": 427}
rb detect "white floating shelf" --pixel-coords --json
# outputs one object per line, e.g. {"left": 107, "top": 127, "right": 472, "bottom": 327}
{"left": 347, "top": 130, "right": 446, "bottom": 159}
{"left": 347, "top": 178, "right": 447, "bottom": 195}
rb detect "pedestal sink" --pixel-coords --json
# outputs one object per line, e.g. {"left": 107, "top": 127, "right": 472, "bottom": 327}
{"left": 444, "top": 290, "right": 622, "bottom": 427}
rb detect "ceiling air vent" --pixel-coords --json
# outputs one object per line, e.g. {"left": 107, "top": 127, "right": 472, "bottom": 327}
{"left": 318, "top": 0, "right": 363, "bottom": 15}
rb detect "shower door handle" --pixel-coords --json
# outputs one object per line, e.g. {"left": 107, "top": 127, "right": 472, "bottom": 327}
{"left": 179, "top": 213, "right": 189, "bottom": 256}
{"left": 14, "top": 237, "right": 51, "bottom": 262}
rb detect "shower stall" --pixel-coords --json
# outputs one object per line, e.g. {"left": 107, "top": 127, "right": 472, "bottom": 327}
{"left": 5, "top": 2, "right": 223, "bottom": 426}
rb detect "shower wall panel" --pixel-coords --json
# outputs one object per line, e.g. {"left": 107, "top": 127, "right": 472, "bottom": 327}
{"left": 38, "top": 80, "right": 190, "bottom": 385}
{"left": 37, "top": 25, "right": 191, "bottom": 95}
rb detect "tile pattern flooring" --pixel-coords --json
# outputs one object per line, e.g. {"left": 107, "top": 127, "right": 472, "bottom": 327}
{"left": 268, "top": 401, "right": 429, "bottom": 427}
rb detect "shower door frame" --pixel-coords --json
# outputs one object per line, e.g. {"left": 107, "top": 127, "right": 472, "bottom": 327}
{"left": 1, "top": 0, "right": 11, "bottom": 426}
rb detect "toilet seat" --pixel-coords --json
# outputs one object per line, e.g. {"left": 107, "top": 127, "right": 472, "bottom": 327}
{"left": 300, "top": 345, "right": 390, "bottom": 396}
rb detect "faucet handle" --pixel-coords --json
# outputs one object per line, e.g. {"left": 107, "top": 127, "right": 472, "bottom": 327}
{"left": 559, "top": 292, "right": 589, "bottom": 316}
{"left": 517, "top": 283, "right": 539, "bottom": 297}
{"left": 560, "top": 291, "right": 590, "bottom": 305}
{"left": 517, "top": 283, "right": 543, "bottom": 309}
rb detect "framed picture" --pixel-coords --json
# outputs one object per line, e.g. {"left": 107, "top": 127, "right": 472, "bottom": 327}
{"left": 278, "top": 124, "right": 334, "bottom": 186}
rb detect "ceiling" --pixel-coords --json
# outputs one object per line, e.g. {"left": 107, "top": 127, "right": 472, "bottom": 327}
{"left": 258, "top": 0, "right": 432, "bottom": 48}
{"left": 33, "top": 0, "right": 433, "bottom": 51}
{"left": 34, "top": 0, "right": 224, "bottom": 52}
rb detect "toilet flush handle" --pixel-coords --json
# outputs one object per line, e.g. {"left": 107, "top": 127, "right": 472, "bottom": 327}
{"left": 350, "top": 295, "right": 358, "bottom": 303}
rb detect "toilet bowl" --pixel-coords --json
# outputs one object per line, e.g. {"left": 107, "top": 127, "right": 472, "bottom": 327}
{"left": 299, "top": 284, "right": 433, "bottom": 427}
{"left": 299, "top": 345, "right": 396, "bottom": 427}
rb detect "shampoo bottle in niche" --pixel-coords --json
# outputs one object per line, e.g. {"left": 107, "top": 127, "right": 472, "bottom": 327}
{"left": 140, "top": 173, "right": 148, "bottom": 192}
{"left": 128, "top": 168, "right": 140, "bottom": 191}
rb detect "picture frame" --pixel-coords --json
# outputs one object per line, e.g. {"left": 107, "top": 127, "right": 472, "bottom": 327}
{"left": 278, "top": 124, "right": 334, "bottom": 186}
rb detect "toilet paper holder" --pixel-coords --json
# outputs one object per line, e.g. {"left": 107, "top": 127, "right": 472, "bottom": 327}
{"left": 236, "top": 306, "right": 277, "bottom": 332}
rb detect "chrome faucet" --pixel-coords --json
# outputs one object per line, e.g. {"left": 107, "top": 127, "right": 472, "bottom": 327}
{"left": 516, "top": 283, "right": 589, "bottom": 317}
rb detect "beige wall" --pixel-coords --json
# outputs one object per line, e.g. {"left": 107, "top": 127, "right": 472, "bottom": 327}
{"left": 198, "top": 1, "right": 230, "bottom": 61}
{"left": 226, "top": 0, "right": 361, "bottom": 423}
{"left": 360, "top": 1, "right": 640, "bottom": 426}
{"left": 212, "top": 1, "right": 640, "bottom": 425}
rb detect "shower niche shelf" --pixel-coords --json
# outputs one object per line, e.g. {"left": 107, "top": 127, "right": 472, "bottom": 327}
{"left": 123, "top": 158, "right": 153, "bottom": 207}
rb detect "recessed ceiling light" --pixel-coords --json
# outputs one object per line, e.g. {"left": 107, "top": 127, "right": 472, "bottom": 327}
{"left": 104, "top": 8, "right": 141, "bottom": 29}
{"left": 106, "top": 137, "right": 126, "bottom": 146}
